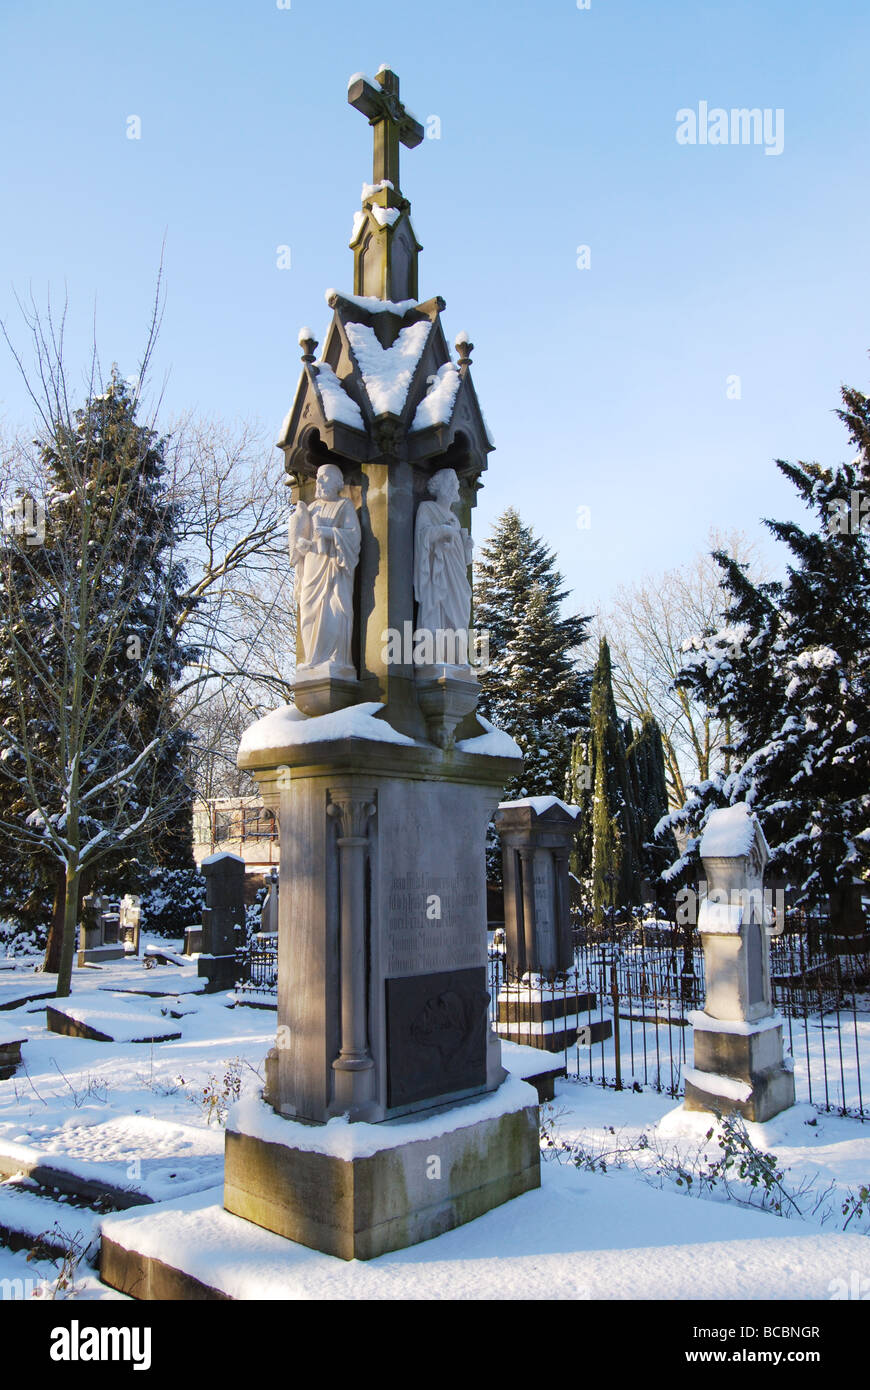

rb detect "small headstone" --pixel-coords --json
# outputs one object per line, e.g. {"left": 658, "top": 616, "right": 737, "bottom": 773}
{"left": 198, "top": 853, "right": 245, "bottom": 992}
{"left": 684, "top": 803, "right": 795, "bottom": 1122}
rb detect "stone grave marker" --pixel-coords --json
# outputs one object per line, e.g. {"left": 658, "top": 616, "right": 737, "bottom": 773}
{"left": 684, "top": 802, "right": 795, "bottom": 1122}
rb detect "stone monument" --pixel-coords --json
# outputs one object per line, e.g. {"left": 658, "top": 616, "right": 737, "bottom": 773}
{"left": 77, "top": 891, "right": 125, "bottom": 967}
{"left": 222, "top": 65, "right": 540, "bottom": 1260}
{"left": 684, "top": 802, "right": 795, "bottom": 1122}
{"left": 494, "top": 797, "right": 612, "bottom": 1052}
{"left": 197, "top": 852, "right": 245, "bottom": 992}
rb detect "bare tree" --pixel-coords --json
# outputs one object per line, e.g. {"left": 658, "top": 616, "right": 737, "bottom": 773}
{"left": 0, "top": 289, "right": 290, "bottom": 993}
{"left": 597, "top": 531, "right": 768, "bottom": 808}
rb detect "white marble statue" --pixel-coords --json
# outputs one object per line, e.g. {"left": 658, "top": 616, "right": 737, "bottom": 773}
{"left": 413, "top": 469, "right": 473, "bottom": 654}
{"left": 288, "top": 463, "right": 360, "bottom": 671}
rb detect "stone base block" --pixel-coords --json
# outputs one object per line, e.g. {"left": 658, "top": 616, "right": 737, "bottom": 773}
{"left": 183, "top": 926, "right": 203, "bottom": 955}
{"left": 0, "top": 1037, "right": 24, "bottom": 1080}
{"left": 223, "top": 1080, "right": 541, "bottom": 1261}
{"left": 197, "top": 954, "right": 238, "bottom": 992}
{"left": 685, "top": 1014, "right": 796, "bottom": 1122}
{"left": 76, "top": 945, "right": 126, "bottom": 966}
{"left": 495, "top": 987, "right": 612, "bottom": 1051}
{"left": 292, "top": 664, "right": 360, "bottom": 717}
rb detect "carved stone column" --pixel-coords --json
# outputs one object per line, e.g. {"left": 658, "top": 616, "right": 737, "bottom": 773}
{"left": 327, "top": 787, "right": 376, "bottom": 1117}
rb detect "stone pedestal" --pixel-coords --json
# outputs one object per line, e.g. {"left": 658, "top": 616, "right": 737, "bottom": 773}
{"left": 226, "top": 705, "right": 539, "bottom": 1258}
{"left": 493, "top": 797, "right": 612, "bottom": 1052}
{"left": 198, "top": 853, "right": 245, "bottom": 993}
{"left": 684, "top": 804, "right": 795, "bottom": 1123}
{"left": 292, "top": 662, "right": 361, "bottom": 718}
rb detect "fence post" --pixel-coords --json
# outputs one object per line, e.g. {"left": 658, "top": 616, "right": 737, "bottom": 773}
{"left": 610, "top": 961, "right": 622, "bottom": 1091}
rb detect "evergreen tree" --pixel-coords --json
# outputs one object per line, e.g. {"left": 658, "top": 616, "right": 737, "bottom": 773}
{"left": 569, "top": 638, "right": 643, "bottom": 920}
{"left": 0, "top": 369, "right": 198, "bottom": 990}
{"left": 627, "top": 714, "right": 677, "bottom": 894}
{"left": 474, "top": 508, "right": 590, "bottom": 800}
{"left": 666, "top": 374, "right": 870, "bottom": 931}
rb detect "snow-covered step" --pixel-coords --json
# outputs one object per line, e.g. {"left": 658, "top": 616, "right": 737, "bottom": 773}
{"left": 0, "top": 1178, "right": 103, "bottom": 1259}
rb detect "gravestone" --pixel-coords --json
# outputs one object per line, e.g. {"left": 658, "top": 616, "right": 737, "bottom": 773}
{"left": 77, "top": 892, "right": 125, "bottom": 966}
{"left": 221, "top": 65, "right": 541, "bottom": 1261}
{"left": 494, "top": 797, "right": 611, "bottom": 1051}
{"left": 197, "top": 852, "right": 245, "bottom": 992}
{"left": 684, "top": 803, "right": 795, "bottom": 1122}
{"left": 119, "top": 894, "right": 141, "bottom": 956}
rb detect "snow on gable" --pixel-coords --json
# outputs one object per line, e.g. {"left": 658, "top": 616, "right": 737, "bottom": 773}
{"left": 344, "top": 319, "right": 431, "bottom": 416}
{"left": 314, "top": 363, "right": 364, "bottom": 429}
{"left": 500, "top": 795, "right": 580, "bottom": 819}
{"left": 699, "top": 802, "right": 767, "bottom": 860}
{"left": 325, "top": 288, "right": 419, "bottom": 316}
{"left": 370, "top": 205, "right": 402, "bottom": 228}
{"left": 410, "top": 361, "right": 461, "bottom": 432}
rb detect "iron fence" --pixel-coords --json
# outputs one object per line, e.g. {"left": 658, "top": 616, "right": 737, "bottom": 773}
{"left": 489, "top": 903, "right": 870, "bottom": 1119}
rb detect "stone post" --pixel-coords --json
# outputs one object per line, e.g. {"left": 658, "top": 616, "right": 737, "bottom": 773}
{"left": 198, "top": 852, "right": 245, "bottom": 992}
{"left": 684, "top": 803, "right": 795, "bottom": 1122}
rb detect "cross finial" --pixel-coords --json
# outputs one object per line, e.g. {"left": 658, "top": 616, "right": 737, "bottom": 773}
{"left": 348, "top": 67, "right": 423, "bottom": 194}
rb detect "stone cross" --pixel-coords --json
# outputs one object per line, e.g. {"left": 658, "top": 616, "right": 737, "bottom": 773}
{"left": 348, "top": 67, "right": 423, "bottom": 195}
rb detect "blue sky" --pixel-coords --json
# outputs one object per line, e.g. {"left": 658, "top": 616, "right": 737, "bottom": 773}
{"left": 2, "top": 0, "right": 868, "bottom": 616}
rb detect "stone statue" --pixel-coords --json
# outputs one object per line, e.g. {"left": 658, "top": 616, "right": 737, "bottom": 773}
{"left": 289, "top": 463, "right": 361, "bottom": 671}
{"left": 260, "top": 871, "right": 279, "bottom": 936}
{"left": 413, "top": 469, "right": 473, "bottom": 649}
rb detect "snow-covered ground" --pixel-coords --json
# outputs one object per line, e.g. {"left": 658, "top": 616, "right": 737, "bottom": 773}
{"left": 0, "top": 944, "right": 868, "bottom": 1299}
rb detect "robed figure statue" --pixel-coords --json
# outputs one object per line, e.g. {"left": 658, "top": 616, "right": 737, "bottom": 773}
{"left": 413, "top": 468, "right": 473, "bottom": 657}
{"left": 289, "top": 463, "right": 360, "bottom": 671}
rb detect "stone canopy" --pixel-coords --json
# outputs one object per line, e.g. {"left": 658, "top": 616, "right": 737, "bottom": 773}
{"left": 278, "top": 290, "right": 493, "bottom": 482}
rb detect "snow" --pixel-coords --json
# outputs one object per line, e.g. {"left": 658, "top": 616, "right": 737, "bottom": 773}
{"left": 344, "top": 320, "right": 431, "bottom": 416}
{"left": 200, "top": 851, "right": 245, "bottom": 866}
{"left": 297, "top": 326, "right": 315, "bottom": 345}
{"left": 347, "top": 72, "right": 367, "bottom": 88}
{"left": 0, "top": 1023, "right": 25, "bottom": 1045}
{"left": 410, "top": 361, "right": 461, "bottom": 432}
{"left": 683, "top": 1066, "right": 753, "bottom": 1103}
{"left": 3, "top": 944, "right": 870, "bottom": 1301}
{"left": 370, "top": 205, "right": 402, "bottom": 228}
{"left": 228, "top": 1074, "right": 537, "bottom": 1161}
{"left": 313, "top": 363, "right": 365, "bottom": 429}
{"left": 456, "top": 717, "right": 522, "bottom": 759}
{"left": 361, "top": 179, "right": 395, "bottom": 199}
{"left": 699, "top": 802, "right": 767, "bottom": 859}
{"left": 326, "top": 287, "right": 419, "bottom": 316}
{"left": 499, "top": 795, "right": 580, "bottom": 818}
{"left": 46, "top": 992, "right": 182, "bottom": 1044}
{"left": 688, "top": 1010, "right": 784, "bottom": 1037}
{"left": 455, "top": 329, "right": 471, "bottom": 346}
{"left": 99, "top": 1155, "right": 870, "bottom": 1301}
{"left": 238, "top": 701, "right": 416, "bottom": 756}
{"left": 350, "top": 210, "right": 366, "bottom": 242}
